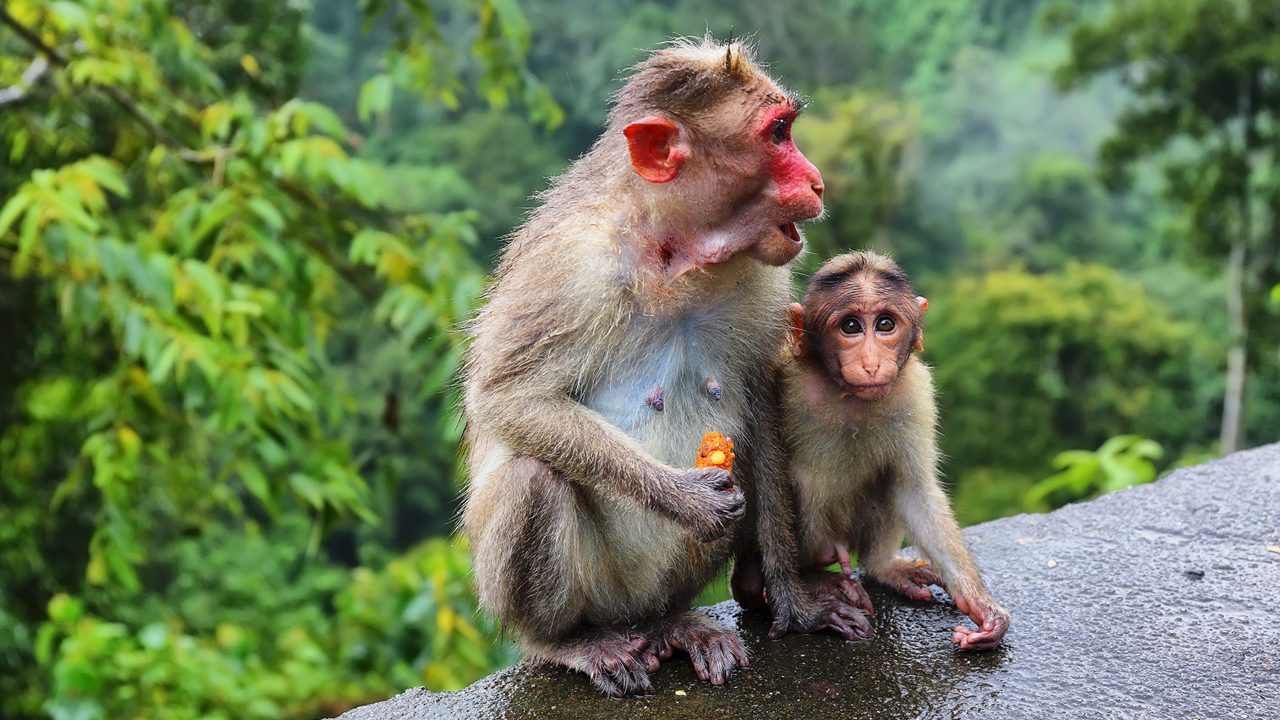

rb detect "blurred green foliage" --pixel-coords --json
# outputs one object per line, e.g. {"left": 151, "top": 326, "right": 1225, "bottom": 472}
{"left": 35, "top": 537, "right": 508, "bottom": 720}
{"left": 1, "top": 0, "right": 1278, "bottom": 717}
{"left": 928, "top": 262, "right": 1220, "bottom": 523}
{"left": 0, "top": 0, "right": 536, "bottom": 715}
{"left": 1025, "top": 435, "right": 1163, "bottom": 509}
{"left": 1050, "top": 0, "right": 1280, "bottom": 453}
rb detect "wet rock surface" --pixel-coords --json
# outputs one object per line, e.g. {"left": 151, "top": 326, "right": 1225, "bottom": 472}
{"left": 335, "top": 444, "right": 1280, "bottom": 720}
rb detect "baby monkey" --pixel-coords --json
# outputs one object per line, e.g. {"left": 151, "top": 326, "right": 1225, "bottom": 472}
{"left": 782, "top": 251, "right": 1010, "bottom": 651}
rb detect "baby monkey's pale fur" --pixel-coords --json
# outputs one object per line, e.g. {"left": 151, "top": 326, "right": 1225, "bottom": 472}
{"left": 781, "top": 251, "right": 1011, "bottom": 651}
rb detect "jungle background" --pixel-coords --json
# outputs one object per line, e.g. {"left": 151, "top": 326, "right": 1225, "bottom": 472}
{"left": 2, "top": 0, "right": 1278, "bottom": 718}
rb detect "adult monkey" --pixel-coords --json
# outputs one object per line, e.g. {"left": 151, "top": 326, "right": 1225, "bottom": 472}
{"left": 462, "top": 39, "right": 857, "bottom": 697}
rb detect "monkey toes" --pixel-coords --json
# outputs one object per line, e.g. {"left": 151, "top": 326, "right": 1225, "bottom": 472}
{"left": 560, "top": 631, "right": 653, "bottom": 698}
{"left": 873, "top": 557, "right": 943, "bottom": 602}
{"left": 802, "top": 568, "right": 874, "bottom": 616}
{"left": 642, "top": 612, "right": 748, "bottom": 687}
{"left": 770, "top": 593, "right": 873, "bottom": 642}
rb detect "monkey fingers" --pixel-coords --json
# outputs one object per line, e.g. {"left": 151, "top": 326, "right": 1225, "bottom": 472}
{"left": 677, "top": 467, "right": 745, "bottom": 542}
{"left": 951, "top": 595, "right": 1010, "bottom": 652}
{"left": 544, "top": 629, "right": 653, "bottom": 697}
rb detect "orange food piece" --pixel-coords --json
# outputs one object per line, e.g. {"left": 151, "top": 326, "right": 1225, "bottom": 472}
{"left": 695, "top": 432, "right": 735, "bottom": 473}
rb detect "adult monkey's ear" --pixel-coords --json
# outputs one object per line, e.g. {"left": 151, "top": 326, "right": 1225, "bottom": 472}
{"left": 914, "top": 296, "right": 928, "bottom": 352}
{"left": 788, "top": 303, "right": 808, "bottom": 358}
{"left": 623, "top": 116, "right": 688, "bottom": 183}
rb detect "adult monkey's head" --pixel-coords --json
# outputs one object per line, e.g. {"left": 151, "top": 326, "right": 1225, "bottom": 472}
{"left": 613, "top": 38, "right": 825, "bottom": 276}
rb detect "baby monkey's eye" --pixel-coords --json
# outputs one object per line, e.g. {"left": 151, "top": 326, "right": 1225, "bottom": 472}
{"left": 840, "top": 317, "right": 862, "bottom": 335}
{"left": 874, "top": 315, "right": 896, "bottom": 333}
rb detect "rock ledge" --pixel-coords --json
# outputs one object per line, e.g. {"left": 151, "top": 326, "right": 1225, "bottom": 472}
{"left": 336, "top": 444, "right": 1280, "bottom": 719}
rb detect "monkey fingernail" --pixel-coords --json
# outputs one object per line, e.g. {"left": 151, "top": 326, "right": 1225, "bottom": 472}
{"left": 704, "top": 377, "right": 722, "bottom": 400}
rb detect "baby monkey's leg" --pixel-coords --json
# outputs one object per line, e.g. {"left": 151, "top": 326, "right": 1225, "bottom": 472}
{"left": 892, "top": 465, "right": 1011, "bottom": 651}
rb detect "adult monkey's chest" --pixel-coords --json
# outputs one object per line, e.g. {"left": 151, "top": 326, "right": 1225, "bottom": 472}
{"left": 579, "top": 297, "right": 759, "bottom": 468}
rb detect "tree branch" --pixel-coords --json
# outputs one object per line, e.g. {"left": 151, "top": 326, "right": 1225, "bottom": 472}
{"left": 1, "top": 6, "right": 381, "bottom": 303}
{"left": 1, "top": 6, "right": 187, "bottom": 146}
{"left": 0, "top": 53, "right": 50, "bottom": 108}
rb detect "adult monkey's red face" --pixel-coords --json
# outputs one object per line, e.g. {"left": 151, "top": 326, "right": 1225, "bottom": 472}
{"left": 617, "top": 43, "right": 825, "bottom": 277}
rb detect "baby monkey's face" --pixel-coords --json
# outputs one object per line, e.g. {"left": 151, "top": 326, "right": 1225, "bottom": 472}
{"left": 789, "top": 260, "right": 927, "bottom": 402}
{"left": 822, "top": 300, "right": 920, "bottom": 401}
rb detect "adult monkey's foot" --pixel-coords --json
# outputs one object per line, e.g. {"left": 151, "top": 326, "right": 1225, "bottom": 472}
{"left": 530, "top": 627, "right": 652, "bottom": 697}
{"left": 641, "top": 609, "right": 748, "bottom": 686}
{"left": 802, "top": 567, "right": 874, "bottom": 616}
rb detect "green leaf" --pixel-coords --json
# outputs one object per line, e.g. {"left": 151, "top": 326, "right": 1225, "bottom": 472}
{"left": 183, "top": 259, "right": 226, "bottom": 307}
{"left": 190, "top": 194, "right": 237, "bottom": 247}
{"left": 15, "top": 198, "right": 41, "bottom": 274}
{"left": 47, "top": 594, "right": 84, "bottom": 624}
{"left": 0, "top": 191, "right": 32, "bottom": 239}
{"left": 26, "top": 377, "right": 80, "bottom": 421}
{"left": 137, "top": 623, "right": 168, "bottom": 650}
{"left": 246, "top": 197, "right": 286, "bottom": 230}
{"left": 358, "top": 74, "right": 394, "bottom": 124}
{"left": 102, "top": 542, "right": 141, "bottom": 592}
{"left": 298, "top": 101, "right": 348, "bottom": 140}
{"left": 238, "top": 462, "right": 278, "bottom": 516}
{"left": 78, "top": 157, "right": 130, "bottom": 198}
{"left": 289, "top": 473, "right": 325, "bottom": 509}
{"left": 148, "top": 342, "right": 180, "bottom": 383}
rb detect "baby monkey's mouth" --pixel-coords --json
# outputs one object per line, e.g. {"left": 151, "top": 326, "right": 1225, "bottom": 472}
{"left": 779, "top": 222, "right": 802, "bottom": 244}
{"left": 847, "top": 382, "right": 892, "bottom": 401}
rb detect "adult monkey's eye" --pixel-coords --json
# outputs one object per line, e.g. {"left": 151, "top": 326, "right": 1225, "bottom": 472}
{"left": 874, "top": 315, "right": 896, "bottom": 333}
{"left": 770, "top": 116, "right": 790, "bottom": 143}
{"left": 840, "top": 317, "right": 862, "bottom": 335}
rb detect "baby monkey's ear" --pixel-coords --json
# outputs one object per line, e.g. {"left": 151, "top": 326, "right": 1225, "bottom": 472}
{"left": 914, "top": 296, "right": 928, "bottom": 352}
{"left": 788, "top": 303, "right": 808, "bottom": 358}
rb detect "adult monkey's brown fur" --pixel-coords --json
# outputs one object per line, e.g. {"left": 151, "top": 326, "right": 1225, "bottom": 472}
{"left": 462, "top": 39, "right": 857, "bottom": 697}
{"left": 775, "top": 251, "right": 1011, "bottom": 651}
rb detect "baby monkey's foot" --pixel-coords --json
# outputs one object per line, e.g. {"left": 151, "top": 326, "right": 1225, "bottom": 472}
{"left": 802, "top": 567, "right": 874, "bottom": 616}
{"left": 641, "top": 610, "right": 748, "bottom": 686}
{"left": 871, "top": 557, "right": 943, "bottom": 602}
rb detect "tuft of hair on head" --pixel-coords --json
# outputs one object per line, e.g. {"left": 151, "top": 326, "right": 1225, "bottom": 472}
{"left": 608, "top": 35, "right": 776, "bottom": 126}
{"left": 805, "top": 250, "right": 916, "bottom": 303}
{"left": 800, "top": 250, "right": 925, "bottom": 342}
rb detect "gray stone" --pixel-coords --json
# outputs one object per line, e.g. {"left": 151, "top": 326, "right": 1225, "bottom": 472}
{"left": 335, "top": 444, "right": 1280, "bottom": 719}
